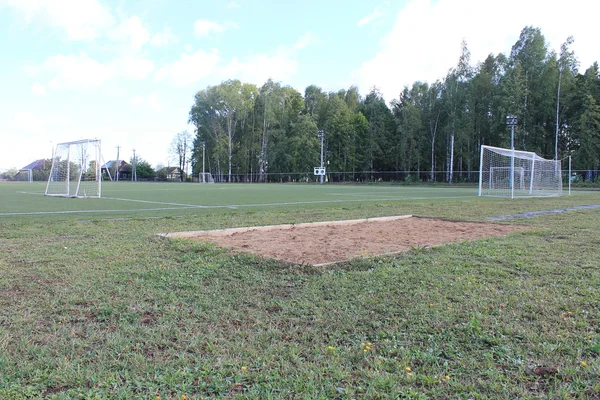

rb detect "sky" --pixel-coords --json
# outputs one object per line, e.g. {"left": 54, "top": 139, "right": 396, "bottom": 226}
{"left": 0, "top": 0, "right": 598, "bottom": 171}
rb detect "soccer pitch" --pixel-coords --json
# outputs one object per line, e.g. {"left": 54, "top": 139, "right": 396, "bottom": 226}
{"left": 0, "top": 181, "right": 480, "bottom": 220}
{"left": 1, "top": 181, "right": 600, "bottom": 398}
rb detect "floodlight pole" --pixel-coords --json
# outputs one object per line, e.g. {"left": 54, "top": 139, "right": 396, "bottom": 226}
{"left": 202, "top": 141, "right": 206, "bottom": 183}
{"left": 506, "top": 116, "right": 517, "bottom": 199}
{"left": 318, "top": 130, "right": 325, "bottom": 184}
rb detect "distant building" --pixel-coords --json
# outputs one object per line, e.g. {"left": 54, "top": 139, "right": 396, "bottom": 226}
{"left": 156, "top": 166, "right": 182, "bottom": 181}
{"left": 21, "top": 159, "right": 49, "bottom": 171}
{"left": 100, "top": 160, "right": 130, "bottom": 180}
{"left": 17, "top": 159, "right": 52, "bottom": 181}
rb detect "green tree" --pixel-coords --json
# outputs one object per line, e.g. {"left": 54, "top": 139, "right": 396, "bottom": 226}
{"left": 170, "top": 131, "right": 192, "bottom": 182}
{"left": 130, "top": 157, "right": 155, "bottom": 179}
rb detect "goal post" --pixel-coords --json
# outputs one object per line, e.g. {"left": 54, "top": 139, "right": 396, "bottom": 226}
{"left": 46, "top": 139, "right": 102, "bottom": 198}
{"left": 198, "top": 172, "right": 214, "bottom": 183}
{"left": 479, "top": 145, "right": 562, "bottom": 198}
{"left": 18, "top": 169, "right": 33, "bottom": 183}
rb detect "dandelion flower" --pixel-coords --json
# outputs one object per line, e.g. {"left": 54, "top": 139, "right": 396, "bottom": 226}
{"left": 407, "top": 373, "right": 413, "bottom": 377}
{"left": 156, "top": 396, "right": 161, "bottom": 400}
{"left": 182, "top": 395, "right": 187, "bottom": 400}
{"left": 445, "top": 375, "right": 450, "bottom": 380}
{"left": 241, "top": 366, "right": 247, "bottom": 371}
{"left": 405, "top": 367, "right": 411, "bottom": 371}
{"left": 581, "top": 361, "right": 587, "bottom": 367}
{"left": 327, "top": 346, "right": 335, "bottom": 351}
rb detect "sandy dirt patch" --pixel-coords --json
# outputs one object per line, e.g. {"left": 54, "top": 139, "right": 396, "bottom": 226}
{"left": 162, "top": 216, "right": 528, "bottom": 266}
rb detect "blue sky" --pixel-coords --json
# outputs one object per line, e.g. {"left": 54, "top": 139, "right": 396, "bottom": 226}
{"left": 1, "top": 0, "right": 598, "bottom": 171}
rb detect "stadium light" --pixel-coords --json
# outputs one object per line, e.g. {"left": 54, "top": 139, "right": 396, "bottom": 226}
{"left": 202, "top": 141, "right": 206, "bottom": 183}
{"left": 318, "top": 130, "right": 325, "bottom": 184}
{"left": 506, "top": 115, "right": 518, "bottom": 198}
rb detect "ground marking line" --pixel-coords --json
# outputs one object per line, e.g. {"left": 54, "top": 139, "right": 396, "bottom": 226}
{"left": 0, "top": 207, "right": 193, "bottom": 216}
{"left": 101, "top": 197, "right": 206, "bottom": 208}
{"left": 0, "top": 195, "right": 477, "bottom": 216}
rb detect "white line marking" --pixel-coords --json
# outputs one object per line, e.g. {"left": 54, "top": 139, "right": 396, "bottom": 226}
{"left": 0, "top": 195, "right": 477, "bottom": 216}
{"left": 0, "top": 207, "right": 192, "bottom": 216}
{"left": 101, "top": 197, "right": 205, "bottom": 208}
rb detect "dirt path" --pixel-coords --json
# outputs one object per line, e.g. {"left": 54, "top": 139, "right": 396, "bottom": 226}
{"left": 163, "top": 216, "right": 528, "bottom": 266}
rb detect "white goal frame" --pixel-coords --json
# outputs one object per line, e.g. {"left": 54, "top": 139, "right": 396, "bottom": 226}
{"left": 198, "top": 172, "right": 214, "bottom": 183}
{"left": 45, "top": 139, "right": 102, "bottom": 198}
{"left": 18, "top": 169, "right": 33, "bottom": 183}
{"left": 479, "top": 145, "right": 562, "bottom": 198}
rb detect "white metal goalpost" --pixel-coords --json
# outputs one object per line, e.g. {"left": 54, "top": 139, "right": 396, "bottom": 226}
{"left": 18, "top": 169, "right": 33, "bottom": 183}
{"left": 479, "top": 145, "right": 562, "bottom": 198}
{"left": 198, "top": 172, "right": 214, "bottom": 183}
{"left": 45, "top": 139, "right": 102, "bottom": 198}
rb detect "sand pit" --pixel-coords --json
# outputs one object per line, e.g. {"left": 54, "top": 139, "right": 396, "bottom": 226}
{"left": 161, "top": 216, "right": 528, "bottom": 266}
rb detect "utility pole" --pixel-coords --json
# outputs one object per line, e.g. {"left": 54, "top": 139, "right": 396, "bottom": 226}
{"left": 115, "top": 145, "right": 120, "bottom": 181}
{"left": 132, "top": 148, "right": 137, "bottom": 182}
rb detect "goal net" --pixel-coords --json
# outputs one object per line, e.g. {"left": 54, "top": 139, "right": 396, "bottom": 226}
{"left": 479, "top": 145, "right": 562, "bottom": 198}
{"left": 198, "top": 172, "right": 214, "bottom": 183}
{"left": 46, "top": 139, "right": 102, "bottom": 198}
{"left": 18, "top": 169, "right": 33, "bottom": 183}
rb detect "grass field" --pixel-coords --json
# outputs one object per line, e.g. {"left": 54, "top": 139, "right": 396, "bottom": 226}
{"left": 1, "top": 181, "right": 599, "bottom": 399}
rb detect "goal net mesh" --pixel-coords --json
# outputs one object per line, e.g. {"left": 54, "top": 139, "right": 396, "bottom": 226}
{"left": 199, "top": 172, "right": 214, "bottom": 183}
{"left": 46, "top": 139, "right": 101, "bottom": 198}
{"left": 479, "top": 145, "right": 562, "bottom": 198}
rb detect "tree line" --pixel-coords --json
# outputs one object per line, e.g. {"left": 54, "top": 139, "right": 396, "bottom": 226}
{"left": 184, "top": 26, "right": 600, "bottom": 183}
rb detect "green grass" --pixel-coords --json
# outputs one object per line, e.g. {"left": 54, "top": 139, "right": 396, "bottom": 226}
{"left": 0, "top": 182, "right": 599, "bottom": 399}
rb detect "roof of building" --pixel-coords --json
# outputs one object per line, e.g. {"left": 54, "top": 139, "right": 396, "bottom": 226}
{"left": 21, "top": 159, "right": 46, "bottom": 170}
{"left": 100, "top": 160, "right": 128, "bottom": 169}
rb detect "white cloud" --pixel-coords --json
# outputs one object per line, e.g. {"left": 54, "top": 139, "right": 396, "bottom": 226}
{"left": 114, "top": 57, "right": 155, "bottom": 80}
{"left": 221, "top": 48, "right": 297, "bottom": 84}
{"left": 357, "top": 7, "right": 384, "bottom": 27}
{"left": 32, "top": 52, "right": 155, "bottom": 91}
{"left": 8, "top": 111, "right": 71, "bottom": 134}
{"left": 150, "top": 27, "right": 178, "bottom": 47}
{"left": 194, "top": 19, "right": 238, "bottom": 37}
{"left": 12, "top": 111, "right": 44, "bottom": 132}
{"left": 42, "top": 53, "right": 113, "bottom": 90}
{"left": 108, "top": 16, "right": 150, "bottom": 50}
{"left": 356, "top": 0, "right": 600, "bottom": 102}
{"left": 154, "top": 49, "right": 221, "bottom": 86}
{"left": 294, "top": 32, "right": 315, "bottom": 50}
{"left": 130, "top": 93, "right": 161, "bottom": 112}
{"left": 31, "top": 82, "right": 47, "bottom": 95}
{"left": 1, "top": 0, "right": 114, "bottom": 40}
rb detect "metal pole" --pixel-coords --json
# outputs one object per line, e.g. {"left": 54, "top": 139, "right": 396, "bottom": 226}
{"left": 506, "top": 116, "right": 517, "bottom": 199}
{"left": 132, "top": 149, "right": 136, "bottom": 181}
{"left": 202, "top": 142, "right": 206, "bottom": 183}
{"left": 115, "top": 146, "right": 120, "bottom": 182}
{"left": 318, "top": 130, "right": 324, "bottom": 184}
{"left": 511, "top": 124, "right": 515, "bottom": 199}
{"left": 568, "top": 155, "right": 572, "bottom": 196}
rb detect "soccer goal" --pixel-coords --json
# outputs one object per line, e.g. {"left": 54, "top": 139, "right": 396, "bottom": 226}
{"left": 479, "top": 145, "right": 562, "bottom": 198}
{"left": 46, "top": 139, "right": 102, "bottom": 198}
{"left": 18, "top": 169, "right": 33, "bottom": 183}
{"left": 198, "top": 172, "right": 214, "bottom": 183}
